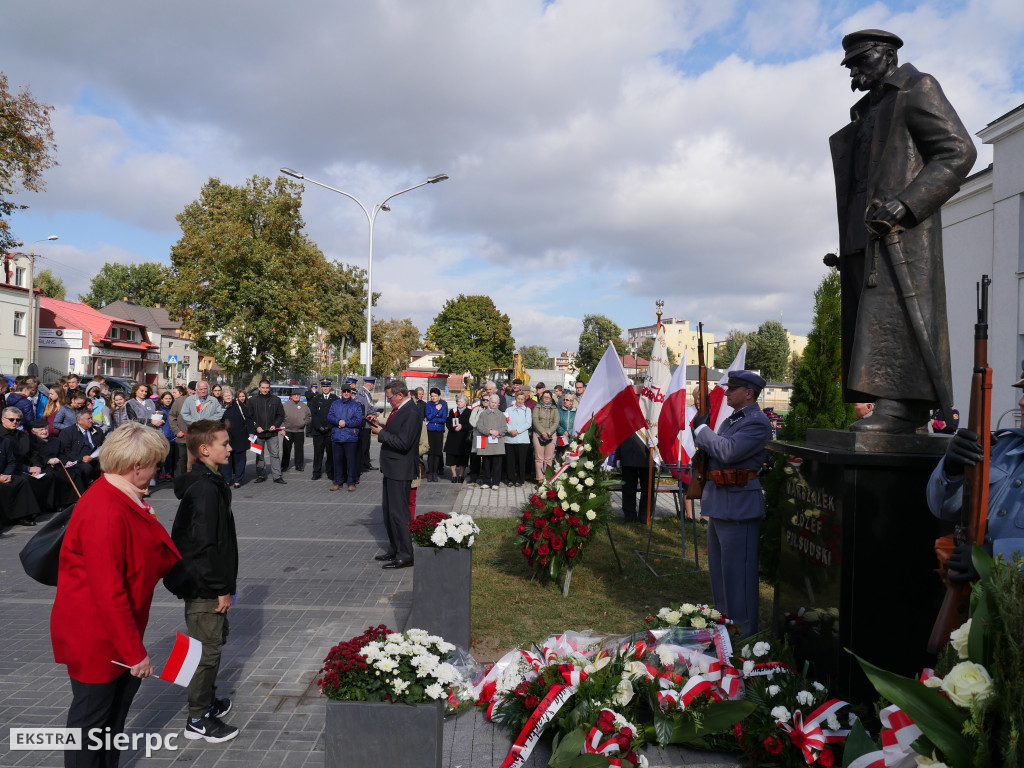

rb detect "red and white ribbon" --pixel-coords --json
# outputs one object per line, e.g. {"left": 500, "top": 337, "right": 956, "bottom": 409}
{"left": 498, "top": 666, "right": 588, "bottom": 768}
{"left": 706, "top": 661, "right": 741, "bottom": 698}
{"left": 776, "top": 699, "right": 848, "bottom": 764}
{"left": 657, "top": 674, "right": 718, "bottom": 711}
{"left": 846, "top": 704, "right": 922, "bottom": 768}
{"left": 583, "top": 727, "right": 624, "bottom": 766}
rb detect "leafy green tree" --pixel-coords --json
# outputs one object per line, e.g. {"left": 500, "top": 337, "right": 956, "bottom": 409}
{"left": 424, "top": 295, "right": 514, "bottom": 382}
{"left": 518, "top": 345, "right": 550, "bottom": 369}
{"left": 373, "top": 318, "right": 420, "bottom": 377}
{"left": 576, "top": 314, "right": 626, "bottom": 376}
{"left": 166, "top": 175, "right": 370, "bottom": 385}
{"left": 34, "top": 268, "right": 65, "bottom": 299}
{"left": 746, "top": 320, "right": 790, "bottom": 382}
{"left": 79, "top": 262, "right": 172, "bottom": 308}
{"left": 788, "top": 350, "right": 802, "bottom": 382}
{"left": 761, "top": 269, "right": 856, "bottom": 581}
{"left": 0, "top": 73, "right": 57, "bottom": 254}
{"left": 714, "top": 330, "right": 748, "bottom": 368}
{"left": 635, "top": 336, "right": 678, "bottom": 367}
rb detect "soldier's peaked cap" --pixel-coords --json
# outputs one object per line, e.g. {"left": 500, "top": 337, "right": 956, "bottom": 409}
{"left": 841, "top": 29, "right": 903, "bottom": 65}
{"left": 725, "top": 370, "right": 766, "bottom": 392}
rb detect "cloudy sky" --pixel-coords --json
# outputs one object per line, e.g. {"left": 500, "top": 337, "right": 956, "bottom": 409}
{"left": 6, "top": 0, "right": 1023, "bottom": 356}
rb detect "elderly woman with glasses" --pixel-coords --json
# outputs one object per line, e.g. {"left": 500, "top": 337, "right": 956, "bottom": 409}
{"left": 0, "top": 408, "right": 44, "bottom": 525}
{"left": 474, "top": 394, "right": 508, "bottom": 490}
{"left": 51, "top": 423, "right": 180, "bottom": 768}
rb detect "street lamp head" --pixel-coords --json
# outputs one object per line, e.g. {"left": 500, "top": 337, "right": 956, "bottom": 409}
{"left": 380, "top": 203, "right": 391, "bottom": 212}
{"left": 46, "top": 236, "right": 58, "bottom": 241}
{"left": 280, "top": 168, "right": 304, "bottom": 180}
{"left": 426, "top": 174, "right": 449, "bottom": 184}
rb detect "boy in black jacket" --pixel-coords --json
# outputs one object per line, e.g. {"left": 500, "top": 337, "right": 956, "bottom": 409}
{"left": 170, "top": 419, "right": 240, "bottom": 743}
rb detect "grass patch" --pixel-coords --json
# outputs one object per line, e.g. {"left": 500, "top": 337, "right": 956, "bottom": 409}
{"left": 470, "top": 515, "right": 776, "bottom": 660}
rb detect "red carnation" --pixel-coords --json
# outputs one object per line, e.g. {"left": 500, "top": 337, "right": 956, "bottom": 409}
{"left": 620, "top": 728, "right": 633, "bottom": 739}
{"left": 532, "top": 497, "right": 545, "bottom": 509}
{"left": 577, "top": 524, "right": 590, "bottom": 536}
{"left": 764, "top": 736, "right": 783, "bottom": 755}
{"left": 616, "top": 735, "right": 632, "bottom": 751}
{"left": 537, "top": 543, "right": 550, "bottom": 556}
{"left": 530, "top": 494, "right": 541, "bottom": 504}
{"left": 551, "top": 536, "right": 564, "bottom": 550}
{"left": 542, "top": 528, "right": 552, "bottom": 539}
{"left": 524, "top": 695, "right": 539, "bottom": 709}
{"left": 597, "top": 711, "right": 614, "bottom": 731}
{"left": 521, "top": 545, "right": 532, "bottom": 557}
{"left": 522, "top": 511, "right": 533, "bottom": 521}
{"left": 567, "top": 547, "right": 578, "bottom": 558}
{"left": 567, "top": 515, "right": 580, "bottom": 526}
{"left": 516, "top": 524, "right": 526, "bottom": 535}
{"left": 552, "top": 506, "right": 563, "bottom": 515}
{"left": 818, "top": 748, "right": 835, "bottom": 767}
{"left": 546, "top": 489, "right": 557, "bottom": 499}
{"left": 532, "top": 530, "right": 541, "bottom": 541}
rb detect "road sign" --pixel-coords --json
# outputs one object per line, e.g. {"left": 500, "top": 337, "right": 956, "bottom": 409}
{"left": 167, "top": 355, "right": 178, "bottom": 364}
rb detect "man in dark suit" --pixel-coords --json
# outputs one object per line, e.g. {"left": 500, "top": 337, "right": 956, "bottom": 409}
{"left": 58, "top": 410, "right": 106, "bottom": 489}
{"left": 307, "top": 379, "right": 338, "bottom": 481}
{"left": 366, "top": 379, "right": 420, "bottom": 569}
{"left": 692, "top": 371, "right": 772, "bottom": 638}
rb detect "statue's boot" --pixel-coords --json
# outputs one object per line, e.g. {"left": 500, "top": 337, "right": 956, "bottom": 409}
{"left": 849, "top": 398, "right": 929, "bottom": 434}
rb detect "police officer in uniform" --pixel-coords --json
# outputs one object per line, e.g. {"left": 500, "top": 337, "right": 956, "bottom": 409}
{"left": 307, "top": 379, "right": 338, "bottom": 481}
{"left": 692, "top": 370, "right": 772, "bottom": 637}
{"left": 355, "top": 377, "right": 377, "bottom": 472}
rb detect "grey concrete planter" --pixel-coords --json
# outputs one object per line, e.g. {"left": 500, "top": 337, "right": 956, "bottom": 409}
{"left": 324, "top": 698, "right": 443, "bottom": 768}
{"left": 407, "top": 545, "right": 472, "bottom": 648}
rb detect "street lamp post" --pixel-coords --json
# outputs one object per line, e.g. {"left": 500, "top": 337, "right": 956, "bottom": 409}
{"left": 25, "top": 235, "right": 59, "bottom": 375}
{"left": 280, "top": 168, "right": 448, "bottom": 377}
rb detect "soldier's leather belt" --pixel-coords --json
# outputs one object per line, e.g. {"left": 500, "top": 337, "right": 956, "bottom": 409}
{"left": 708, "top": 468, "right": 759, "bottom": 487}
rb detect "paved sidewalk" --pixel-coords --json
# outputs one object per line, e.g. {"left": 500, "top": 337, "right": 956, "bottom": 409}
{"left": 0, "top": 443, "right": 731, "bottom": 767}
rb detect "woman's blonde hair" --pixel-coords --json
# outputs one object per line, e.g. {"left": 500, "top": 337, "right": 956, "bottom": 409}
{"left": 99, "top": 422, "right": 169, "bottom": 475}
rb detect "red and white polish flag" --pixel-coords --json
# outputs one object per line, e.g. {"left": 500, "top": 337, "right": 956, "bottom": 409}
{"left": 656, "top": 350, "right": 691, "bottom": 468}
{"left": 573, "top": 342, "right": 647, "bottom": 456}
{"left": 249, "top": 434, "right": 262, "bottom": 455}
{"left": 475, "top": 435, "right": 488, "bottom": 451}
{"left": 678, "top": 343, "right": 747, "bottom": 459}
{"left": 159, "top": 632, "right": 203, "bottom": 687}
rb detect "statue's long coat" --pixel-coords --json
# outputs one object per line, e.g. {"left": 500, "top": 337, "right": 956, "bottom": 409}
{"left": 830, "top": 62, "right": 976, "bottom": 403}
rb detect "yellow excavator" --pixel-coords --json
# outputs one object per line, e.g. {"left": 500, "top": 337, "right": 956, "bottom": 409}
{"left": 468, "top": 352, "right": 529, "bottom": 399}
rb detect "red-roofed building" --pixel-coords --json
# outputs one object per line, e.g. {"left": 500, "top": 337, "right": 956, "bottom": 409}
{"left": 38, "top": 297, "right": 160, "bottom": 385}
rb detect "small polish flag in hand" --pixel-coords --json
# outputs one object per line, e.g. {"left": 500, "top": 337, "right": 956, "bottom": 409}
{"left": 475, "top": 435, "right": 487, "bottom": 451}
{"left": 159, "top": 632, "right": 203, "bottom": 687}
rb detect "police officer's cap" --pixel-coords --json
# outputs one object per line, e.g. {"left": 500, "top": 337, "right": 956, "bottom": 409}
{"left": 725, "top": 370, "right": 766, "bottom": 393}
{"left": 841, "top": 29, "right": 903, "bottom": 65}
{"left": 320, "top": 379, "right": 332, "bottom": 386}
{"left": 363, "top": 376, "right": 377, "bottom": 384}
{"left": 345, "top": 377, "right": 358, "bottom": 384}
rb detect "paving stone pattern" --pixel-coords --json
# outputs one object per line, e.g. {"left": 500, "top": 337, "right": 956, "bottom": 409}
{"left": 0, "top": 439, "right": 734, "bottom": 767}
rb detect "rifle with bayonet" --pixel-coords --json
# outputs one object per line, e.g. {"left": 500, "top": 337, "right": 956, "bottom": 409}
{"left": 927, "top": 275, "right": 992, "bottom": 654}
{"left": 685, "top": 322, "right": 709, "bottom": 500}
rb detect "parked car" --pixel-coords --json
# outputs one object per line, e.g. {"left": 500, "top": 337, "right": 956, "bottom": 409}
{"left": 104, "top": 376, "right": 139, "bottom": 394}
{"left": 248, "top": 383, "right": 307, "bottom": 403}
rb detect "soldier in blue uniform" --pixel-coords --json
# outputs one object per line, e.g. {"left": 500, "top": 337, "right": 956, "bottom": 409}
{"left": 927, "top": 368, "right": 1024, "bottom": 577}
{"left": 355, "top": 377, "right": 377, "bottom": 472}
{"left": 692, "top": 370, "right": 772, "bottom": 637}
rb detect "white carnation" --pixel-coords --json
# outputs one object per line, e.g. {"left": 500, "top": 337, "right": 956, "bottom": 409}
{"left": 770, "top": 706, "right": 791, "bottom": 723}
{"left": 741, "top": 644, "right": 751, "bottom": 658}
{"left": 826, "top": 714, "right": 841, "bottom": 731}
{"left": 812, "top": 681, "right": 826, "bottom": 692}
{"left": 796, "top": 690, "right": 814, "bottom": 706}
{"left": 767, "top": 685, "right": 780, "bottom": 697}
{"left": 742, "top": 660, "right": 754, "bottom": 676}
{"left": 752, "top": 641, "right": 771, "bottom": 657}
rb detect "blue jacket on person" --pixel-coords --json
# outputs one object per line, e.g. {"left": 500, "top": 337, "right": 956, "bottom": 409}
{"left": 5, "top": 392, "right": 35, "bottom": 427}
{"left": 425, "top": 399, "right": 449, "bottom": 432}
{"left": 928, "top": 427, "right": 1024, "bottom": 566}
{"left": 505, "top": 404, "right": 531, "bottom": 444}
{"left": 327, "top": 397, "right": 364, "bottom": 443}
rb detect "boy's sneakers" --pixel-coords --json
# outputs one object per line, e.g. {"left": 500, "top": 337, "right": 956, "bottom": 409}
{"left": 184, "top": 713, "right": 238, "bottom": 743}
{"left": 208, "top": 697, "right": 232, "bottom": 718}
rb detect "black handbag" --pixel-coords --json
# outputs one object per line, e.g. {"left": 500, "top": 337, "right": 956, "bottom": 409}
{"left": 19, "top": 503, "right": 75, "bottom": 586}
{"left": 19, "top": 462, "right": 82, "bottom": 587}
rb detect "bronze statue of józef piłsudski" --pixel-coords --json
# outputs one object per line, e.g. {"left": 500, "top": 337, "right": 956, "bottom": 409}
{"left": 829, "top": 30, "right": 976, "bottom": 434}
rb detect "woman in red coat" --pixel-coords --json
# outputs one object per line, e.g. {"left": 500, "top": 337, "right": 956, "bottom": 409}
{"left": 51, "top": 422, "right": 180, "bottom": 768}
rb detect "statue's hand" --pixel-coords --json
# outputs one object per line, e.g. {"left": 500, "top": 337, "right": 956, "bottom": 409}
{"left": 866, "top": 198, "right": 907, "bottom": 234}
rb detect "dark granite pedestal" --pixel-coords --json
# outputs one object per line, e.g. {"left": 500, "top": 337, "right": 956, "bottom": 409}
{"left": 767, "top": 429, "right": 954, "bottom": 704}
